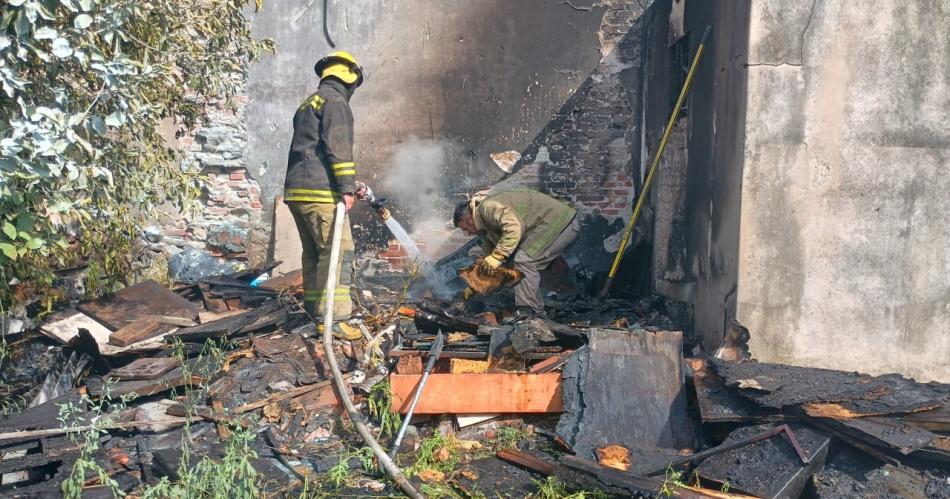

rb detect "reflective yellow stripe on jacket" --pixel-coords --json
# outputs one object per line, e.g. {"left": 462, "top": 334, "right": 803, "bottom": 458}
{"left": 284, "top": 188, "right": 342, "bottom": 203}
{"left": 332, "top": 161, "right": 356, "bottom": 176}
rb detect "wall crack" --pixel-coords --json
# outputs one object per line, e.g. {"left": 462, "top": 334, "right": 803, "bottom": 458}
{"left": 745, "top": 0, "right": 818, "bottom": 68}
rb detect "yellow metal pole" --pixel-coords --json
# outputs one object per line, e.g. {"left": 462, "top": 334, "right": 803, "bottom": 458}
{"left": 600, "top": 25, "right": 712, "bottom": 298}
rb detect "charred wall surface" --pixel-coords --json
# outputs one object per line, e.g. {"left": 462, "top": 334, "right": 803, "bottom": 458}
{"left": 738, "top": 1, "right": 950, "bottom": 382}
{"left": 640, "top": 0, "right": 751, "bottom": 348}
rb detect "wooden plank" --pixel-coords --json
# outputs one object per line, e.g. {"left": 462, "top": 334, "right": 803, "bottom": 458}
{"left": 198, "top": 309, "right": 250, "bottom": 324}
{"left": 394, "top": 355, "right": 423, "bottom": 375}
{"left": 101, "top": 368, "right": 202, "bottom": 400}
{"left": 712, "top": 358, "right": 947, "bottom": 415}
{"left": 556, "top": 455, "right": 663, "bottom": 496}
{"left": 496, "top": 449, "right": 555, "bottom": 475}
{"left": 259, "top": 268, "right": 303, "bottom": 293}
{"left": 296, "top": 383, "right": 349, "bottom": 412}
{"left": 79, "top": 279, "right": 198, "bottom": 331}
{"left": 110, "top": 357, "right": 179, "bottom": 380}
{"left": 691, "top": 357, "right": 766, "bottom": 423}
{"left": 390, "top": 373, "right": 562, "bottom": 414}
{"left": 529, "top": 350, "right": 574, "bottom": 373}
{"left": 389, "top": 349, "right": 488, "bottom": 360}
{"left": 151, "top": 315, "right": 198, "bottom": 327}
{"left": 108, "top": 317, "right": 164, "bottom": 347}
{"left": 233, "top": 375, "right": 350, "bottom": 414}
{"left": 456, "top": 414, "right": 500, "bottom": 428}
{"left": 39, "top": 309, "right": 113, "bottom": 344}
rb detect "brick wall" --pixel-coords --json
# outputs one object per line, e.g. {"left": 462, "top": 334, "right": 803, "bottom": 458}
{"left": 498, "top": 0, "right": 650, "bottom": 269}
{"left": 160, "top": 94, "right": 267, "bottom": 264}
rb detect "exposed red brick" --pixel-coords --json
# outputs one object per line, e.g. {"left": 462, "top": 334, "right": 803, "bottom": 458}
{"left": 250, "top": 201, "right": 262, "bottom": 209}
{"left": 229, "top": 171, "right": 245, "bottom": 181}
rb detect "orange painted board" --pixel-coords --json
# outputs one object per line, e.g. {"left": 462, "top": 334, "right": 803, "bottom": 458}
{"left": 390, "top": 373, "right": 562, "bottom": 414}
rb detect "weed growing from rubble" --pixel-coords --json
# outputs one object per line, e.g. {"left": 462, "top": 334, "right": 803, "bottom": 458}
{"left": 493, "top": 426, "right": 532, "bottom": 451}
{"left": 407, "top": 434, "right": 460, "bottom": 477}
{"left": 325, "top": 446, "right": 375, "bottom": 489}
{"left": 139, "top": 338, "right": 261, "bottom": 498}
{"left": 658, "top": 465, "right": 689, "bottom": 497}
{"left": 59, "top": 379, "right": 135, "bottom": 498}
{"left": 529, "top": 476, "right": 607, "bottom": 499}
{"left": 367, "top": 381, "right": 402, "bottom": 440}
{"left": 419, "top": 482, "right": 466, "bottom": 499}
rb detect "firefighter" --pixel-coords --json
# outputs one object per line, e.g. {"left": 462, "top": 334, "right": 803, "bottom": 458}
{"left": 453, "top": 188, "right": 579, "bottom": 318}
{"left": 284, "top": 51, "right": 366, "bottom": 339}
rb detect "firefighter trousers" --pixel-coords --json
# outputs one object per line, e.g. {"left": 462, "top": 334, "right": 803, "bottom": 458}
{"left": 288, "top": 202, "right": 355, "bottom": 318}
{"left": 512, "top": 216, "right": 580, "bottom": 314}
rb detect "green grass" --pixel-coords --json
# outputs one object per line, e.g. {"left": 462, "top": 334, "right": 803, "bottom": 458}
{"left": 368, "top": 381, "right": 402, "bottom": 440}
{"left": 529, "top": 476, "right": 608, "bottom": 499}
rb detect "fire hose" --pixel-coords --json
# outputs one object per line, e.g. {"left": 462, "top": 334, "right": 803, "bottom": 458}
{"left": 321, "top": 201, "right": 423, "bottom": 499}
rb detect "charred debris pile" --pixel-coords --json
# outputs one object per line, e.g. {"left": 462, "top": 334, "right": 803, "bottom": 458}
{"left": 0, "top": 259, "right": 948, "bottom": 498}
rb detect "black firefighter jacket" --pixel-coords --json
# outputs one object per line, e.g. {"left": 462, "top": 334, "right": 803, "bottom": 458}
{"left": 283, "top": 78, "right": 357, "bottom": 203}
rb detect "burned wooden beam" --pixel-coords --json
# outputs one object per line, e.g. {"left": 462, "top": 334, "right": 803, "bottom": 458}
{"left": 555, "top": 455, "right": 661, "bottom": 497}
{"left": 78, "top": 279, "right": 198, "bottom": 331}
{"left": 556, "top": 329, "right": 693, "bottom": 460}
{"left": 690, "top": 357, "right": 774, "bottom": 423}
{"left": 496, "top": 449, "right": 556, "bottom": 475}
{"left": 711, "top": 359, "right": 949, "bottom": 415}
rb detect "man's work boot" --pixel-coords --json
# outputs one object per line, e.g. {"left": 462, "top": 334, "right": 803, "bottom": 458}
{"left": 317, "top": 321, "right": 364, "bottom": 341}
{"left": 504, "top": 307, "right": 544, "bottom": 324}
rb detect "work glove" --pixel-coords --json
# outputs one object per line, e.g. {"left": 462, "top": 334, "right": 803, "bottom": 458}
{"left": 478, "top": 255, "right": 503, "bottom": 276}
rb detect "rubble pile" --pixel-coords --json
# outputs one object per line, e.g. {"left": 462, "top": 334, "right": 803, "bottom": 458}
{"left": 0, "top": 256, "right": 947, "bottom": 498}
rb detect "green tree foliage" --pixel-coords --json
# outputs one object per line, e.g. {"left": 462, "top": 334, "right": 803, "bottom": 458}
{"left": 0, "top": 0, "right": 273, "bottom": 307}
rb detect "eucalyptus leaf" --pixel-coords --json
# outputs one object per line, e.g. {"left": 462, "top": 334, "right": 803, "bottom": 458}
{"left": 26, "top": 238, "right": 43, "bottom": 250}
{"left": 51, "top": 37, "right": 72, "bottom": 58}
{"left": 33, "top": 27, "right": 58, "bottom": 40}
{"left": 73, "top": 14, "right": 93, "bottom": 30}
{"left": 89, "top": 116, "right": 106, "bottom": 136}
{"left": 2, "top": 222, "right": 15, "bottom": 240}
{"left": 13, "top": 11, "right": 30, "bottom": 37}
{"left": 0, "top": 243, "right": 16, "bottom": 261}
{"left": 104, "top": 110, "right": 126, "bottom": 127}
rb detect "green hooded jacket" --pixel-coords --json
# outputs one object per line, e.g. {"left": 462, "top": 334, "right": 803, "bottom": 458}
{"left": 471, "top": 189, "right": 576, "bottom": 260}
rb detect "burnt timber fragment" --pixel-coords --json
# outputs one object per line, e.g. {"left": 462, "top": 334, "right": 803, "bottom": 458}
{"left": 557, "top": 328, "right": 693, "bottom": 460}
{"left": 710, "top": 359, "right": 950, "bottom": 415}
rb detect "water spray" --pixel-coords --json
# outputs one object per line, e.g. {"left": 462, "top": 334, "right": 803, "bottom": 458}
{"left": 357, "top": 182, "right": 452, "bottom": 297}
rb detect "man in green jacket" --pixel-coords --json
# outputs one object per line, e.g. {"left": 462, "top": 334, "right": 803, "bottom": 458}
{"left": 453, "top": 188, "right": 579, "bottom": 316}
{"left": 284, "top": 51, "right": 365, "bottom": 339}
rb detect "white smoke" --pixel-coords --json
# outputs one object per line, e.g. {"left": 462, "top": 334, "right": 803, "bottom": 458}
{"left": 379, "top": 137, "right": 468, "bottom": 259}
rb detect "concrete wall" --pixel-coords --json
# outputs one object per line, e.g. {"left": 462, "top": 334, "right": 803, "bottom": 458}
{"left": 246, "top": 0, "right": 613, "bottom": 244}
{"left": 738, "top": 1, "right": 950, "bottom": 382}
